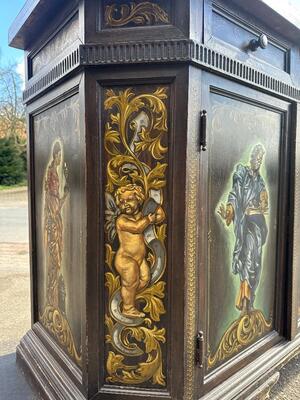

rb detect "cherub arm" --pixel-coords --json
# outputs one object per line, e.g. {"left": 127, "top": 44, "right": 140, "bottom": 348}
{"left": 154, "top": 206, "right": 165, "bottom": 224}
{"left": 117, "top": 214, "right": 155, "bottom": 233}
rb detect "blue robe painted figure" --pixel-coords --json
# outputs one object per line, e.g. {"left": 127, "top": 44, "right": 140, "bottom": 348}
{"left": 218, "top": 144, "right": 269, "bottom": 313}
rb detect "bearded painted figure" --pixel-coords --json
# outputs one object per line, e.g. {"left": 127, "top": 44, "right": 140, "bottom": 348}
{"left": 218, "top": 144, "right": 269, "bottom": 314}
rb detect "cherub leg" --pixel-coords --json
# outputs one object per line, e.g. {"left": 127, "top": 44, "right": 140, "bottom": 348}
{"left": 138, "top": 258, "right": 150, "bottom": 291}
{"left": 115, "top": 256, "right": 145, "bottom": 318}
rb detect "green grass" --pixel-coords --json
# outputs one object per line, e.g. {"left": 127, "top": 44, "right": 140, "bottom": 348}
{"left": 0, "top": 180, "right": 27, "bottom": 191}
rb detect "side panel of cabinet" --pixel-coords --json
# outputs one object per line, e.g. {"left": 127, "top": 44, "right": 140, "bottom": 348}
{"left": 83, "top": 65, "right": 189, "bottom": 400}
{"left": 102, "top": 83, "right": 170, "bottom": 390}
{"left": 29, "top": 83, "right": 85, "bottom": 369}
{"left": 198, "top": 72, "right": 292, "bottom": 394}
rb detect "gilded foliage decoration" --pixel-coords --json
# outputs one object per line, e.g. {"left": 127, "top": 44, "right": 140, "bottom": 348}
{"left": 207, "top": 310, "right": 272, "bottom": 369}
{"left": 104, "top": 87, "right": 168, "bottom": 194}
{"left": 40, "top": 306, "right": 81, "bottom": 365}
{"left": 104, "top": 2, "right": 170, "bottom": 27}
{"left": 103, "top": 86, "right": 168, "bottom": 386}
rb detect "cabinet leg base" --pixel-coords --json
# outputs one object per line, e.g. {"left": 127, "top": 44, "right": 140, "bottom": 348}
{"left": 16, "top": 325, "right": 85, "bottom": 400}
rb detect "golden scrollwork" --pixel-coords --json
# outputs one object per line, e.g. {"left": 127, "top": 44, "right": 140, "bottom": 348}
{"left": 106, "top": 325, "right": 166, "bottom": 385}
{"left": 207, "top": 310, "right": 272, "bottom": 369}
{"left": 40, "top": 306, "right": 82, "bottom": 365}
{"left": 104, "top": 2, "right": 170, "bottom": 27}
{"left": 104, "top": 87, "right": 168, "bottom": 386}
{"left": 183, "top": 102, "right": 199, "bottom": 400}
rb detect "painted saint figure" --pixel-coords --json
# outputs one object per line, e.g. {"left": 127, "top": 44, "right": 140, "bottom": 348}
{"left": 114, "top": 184, "right": 165, "bottom": 318}
{"left": 218, "top": 144, "right": 268, "bottom": 314}
{"left": 44, "top": 141, "right": 69, "bottom": 309}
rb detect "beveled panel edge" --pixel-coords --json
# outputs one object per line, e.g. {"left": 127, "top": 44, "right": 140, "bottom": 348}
{"left": 23, "top": 39, "right": 300, "bottom": 104}
{"left": 32, "top": 322, "right": 82, "bottom": 385}
{"left": 17, "top": 325, "right": 85, "bottom": 400}
{"left": 201, "top": 334, "right": 300, "bottom": 400}
{"left": 293, "top": 104, "right": 300, "bottom": 334}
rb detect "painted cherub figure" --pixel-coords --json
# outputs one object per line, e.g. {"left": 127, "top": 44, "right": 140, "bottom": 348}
{"left": 114, "top": 184, "right": 165, "bottom": 318}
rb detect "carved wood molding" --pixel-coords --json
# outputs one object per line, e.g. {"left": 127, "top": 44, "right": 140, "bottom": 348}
{"left": 79, "top": 40, "right": 300, "bottom": 100}
{"left": 23, "top": 39, "right": 300, "bottom": 103}
{"left": 17, "top": 324, "right": 84, "bottom": 400}
{"left": 23, "top": 46, "right": 80, "bottom": 103}
{"left": 293, "top": 103, "right": 300, "bottom": 335}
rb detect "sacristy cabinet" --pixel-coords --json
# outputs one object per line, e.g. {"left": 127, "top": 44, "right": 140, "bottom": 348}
{"left": 9, "top": 0, "right": 300, "bottom": 399}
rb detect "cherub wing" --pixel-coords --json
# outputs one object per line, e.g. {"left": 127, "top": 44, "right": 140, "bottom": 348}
{"left": 105, "top": 193, "right": 120, "bottom": 243}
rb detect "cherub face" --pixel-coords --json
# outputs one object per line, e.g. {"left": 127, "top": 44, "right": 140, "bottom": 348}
{"left": 118, "top": 190, "right": 140, "bottom": 215}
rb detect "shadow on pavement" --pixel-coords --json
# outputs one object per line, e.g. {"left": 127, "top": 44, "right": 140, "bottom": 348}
{"left": 0, "top": 352, "right": 41, "bottom": 400}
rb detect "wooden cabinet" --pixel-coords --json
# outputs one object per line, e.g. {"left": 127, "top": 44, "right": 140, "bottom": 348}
{"left": 9, "top": 0, "right": 300, "bottom": 399}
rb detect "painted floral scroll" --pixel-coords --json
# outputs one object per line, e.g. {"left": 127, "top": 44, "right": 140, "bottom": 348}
{"left": 104, "top": 2, "right": 170, "bottom": 27}
{"left": 103, "top": 86, "right": 168, "bottom": 386}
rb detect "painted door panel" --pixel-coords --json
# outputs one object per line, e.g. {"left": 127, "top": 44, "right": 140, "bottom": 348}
{"left": 33, "top": 94, "right": 84, "bottom": 367}
{"left": 199, "top": 73, "right": 292, "bottom": 390}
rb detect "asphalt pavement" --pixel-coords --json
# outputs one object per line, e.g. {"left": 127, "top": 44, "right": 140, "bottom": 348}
{"left": 0, "top": 187, "right": 37, "bottom": 399}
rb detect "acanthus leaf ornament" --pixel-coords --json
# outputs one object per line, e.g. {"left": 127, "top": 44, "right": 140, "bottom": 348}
{"left": 207, "top": 310, "right": 272, "bottom": 369}
{"left": 103, "top": 87, "right": 168, "bottom": 386}
{"left": 104, "top": 2, "right": 170, "bottom": 27}
{"left": 40, "top": 305, "right": 82, "bottom": 365}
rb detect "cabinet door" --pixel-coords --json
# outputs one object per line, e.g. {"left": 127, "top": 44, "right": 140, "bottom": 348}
{"left": 199, "top": 72, "right": 293, "bottom": 392}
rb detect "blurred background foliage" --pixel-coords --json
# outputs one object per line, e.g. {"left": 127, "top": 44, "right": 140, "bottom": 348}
{"left": 0, "top": 62, "right": 26, "bottom": 187}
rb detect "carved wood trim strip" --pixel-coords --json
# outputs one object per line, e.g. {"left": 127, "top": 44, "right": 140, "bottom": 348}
{"left": 293, "top": 104, "right": 300, "bottom": 332}
{"left": 23, "top": 47, "right": 80, "bottom": 102}
{"left": 79, "top": 40, "right": 300, "bottom": 100}
{"left": 189, "top": 41, "right": 300, "bottom": 100}
{"left": 183, "top": 96, "right": 199, "bottom": 400}
{"left": 80, "top": 40, "right": 190, "bottom": 64}
{"left": 23, "top": 39, "right": 300, "bottom": 103}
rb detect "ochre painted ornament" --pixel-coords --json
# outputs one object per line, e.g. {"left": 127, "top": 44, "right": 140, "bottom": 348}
{"left": 105, "top": 2, "right": 169, "bottom": 27}
{"left": 103, "top": 87, "right": 168, "bottom": 386}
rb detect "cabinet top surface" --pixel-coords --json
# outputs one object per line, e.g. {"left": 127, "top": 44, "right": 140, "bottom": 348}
{"left": 8, "top": 0, "right": 300, "bottom": 50}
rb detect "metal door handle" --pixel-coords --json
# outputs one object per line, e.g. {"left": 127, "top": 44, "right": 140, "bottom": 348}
{"left": 199, "top": 110, "right": 207, "bottom": 151}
